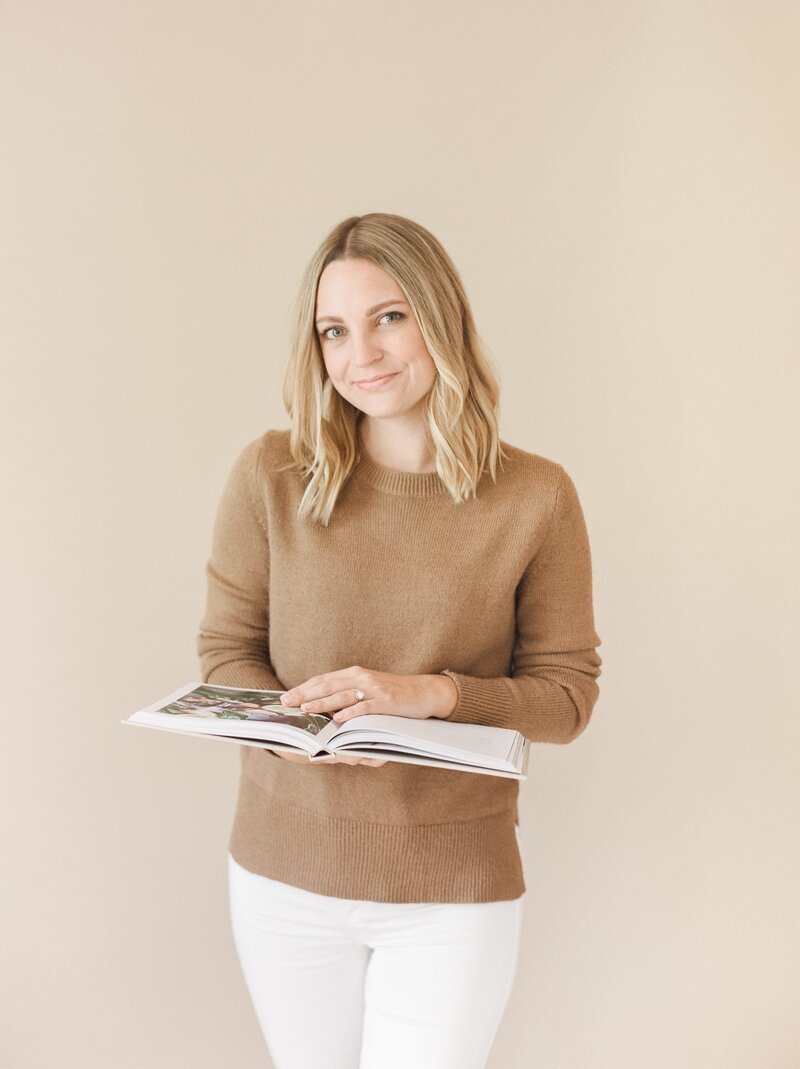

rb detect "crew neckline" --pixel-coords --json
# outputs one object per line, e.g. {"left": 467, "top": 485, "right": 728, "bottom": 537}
{"left": 352, "top": 453, "right": 448, "bottom": 496}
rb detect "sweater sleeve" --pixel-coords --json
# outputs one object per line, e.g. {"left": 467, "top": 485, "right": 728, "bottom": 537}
{"left": 197, "top": 438, "right": 284, "bottom": 692}
{"left": 441, "top": 467, "right": 602, "bottom": 744}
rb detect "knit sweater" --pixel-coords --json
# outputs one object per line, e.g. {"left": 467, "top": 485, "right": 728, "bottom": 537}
{"left": 197, "top": 429, "right": 601, "bottom": 903}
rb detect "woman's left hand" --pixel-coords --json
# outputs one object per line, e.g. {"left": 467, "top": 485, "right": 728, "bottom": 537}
{"left": 279, "top": 666, "right": 459, "bottom": 725}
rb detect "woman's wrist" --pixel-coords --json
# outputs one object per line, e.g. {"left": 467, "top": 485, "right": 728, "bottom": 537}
{"left": 428, "top": 673, "right": 458, "bottom": 718}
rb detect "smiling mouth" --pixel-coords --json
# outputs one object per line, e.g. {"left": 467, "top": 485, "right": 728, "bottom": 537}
{"left": 354, "top": 372, "right": 399, "bottom": 388}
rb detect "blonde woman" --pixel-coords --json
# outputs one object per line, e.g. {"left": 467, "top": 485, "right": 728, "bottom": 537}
{"left": 198, "top": 212, "right": 602, "bottom": 1069}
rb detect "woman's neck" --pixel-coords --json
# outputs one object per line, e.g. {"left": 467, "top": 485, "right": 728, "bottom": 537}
{"left": 358, "top": 417, "right": 437, "bottom": 473}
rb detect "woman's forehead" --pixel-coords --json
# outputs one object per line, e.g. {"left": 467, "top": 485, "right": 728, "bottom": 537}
{"left": 316, "top": 258, "right": 402, "bottom": 308}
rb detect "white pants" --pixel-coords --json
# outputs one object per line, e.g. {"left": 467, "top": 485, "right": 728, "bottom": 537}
{"left": 228, "top": 845, "right": 525, "bottom": 1069}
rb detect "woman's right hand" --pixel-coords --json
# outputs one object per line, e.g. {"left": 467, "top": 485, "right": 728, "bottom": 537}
{"left": 270, "top": 749, "right": 387, "bottom": 768}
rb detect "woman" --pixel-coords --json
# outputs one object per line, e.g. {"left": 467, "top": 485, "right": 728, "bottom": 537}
{"left": 197, "top": 212, "right": 602, "bottom": 1069}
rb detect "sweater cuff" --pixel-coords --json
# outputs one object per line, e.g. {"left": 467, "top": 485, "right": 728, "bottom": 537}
{"left": 205, "top": 659, "right": 283, "bottom": 692}
{"left": 439, "top": 670, "right": 515, "bottom": 730}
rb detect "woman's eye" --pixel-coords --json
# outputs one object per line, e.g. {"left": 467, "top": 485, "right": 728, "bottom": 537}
{"left": 319, "top": 311, "right": 404, "bottom": 342}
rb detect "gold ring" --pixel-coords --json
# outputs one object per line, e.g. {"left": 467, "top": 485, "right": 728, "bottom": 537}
{"left": 353, "top": 688, "right": 365, "bottom": 702}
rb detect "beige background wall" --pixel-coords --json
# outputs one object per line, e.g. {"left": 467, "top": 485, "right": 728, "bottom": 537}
{"left": 2, "top": 1, "right": 798, "bottom": 1066}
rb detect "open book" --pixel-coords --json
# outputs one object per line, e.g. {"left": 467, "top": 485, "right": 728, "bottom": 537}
{"left": 122, "top": 682, "right": 529, "bottom": 779}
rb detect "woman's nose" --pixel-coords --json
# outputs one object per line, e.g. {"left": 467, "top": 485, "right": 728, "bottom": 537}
{"left": 349, "top": 333, "right": 384, "bottom": 367}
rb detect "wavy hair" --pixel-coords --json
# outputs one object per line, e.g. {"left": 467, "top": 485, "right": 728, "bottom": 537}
{"left": 282, "top": 212, "right": 506, "bottom": 525}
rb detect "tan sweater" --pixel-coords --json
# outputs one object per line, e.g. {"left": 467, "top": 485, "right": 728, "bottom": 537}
{"left": 198, "top": 429, "right": 601, "bottom": 903}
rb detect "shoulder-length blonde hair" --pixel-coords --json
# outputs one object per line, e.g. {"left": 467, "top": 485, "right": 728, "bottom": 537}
{"left": 282, "top": 212, "right": 506, "bottom": 525}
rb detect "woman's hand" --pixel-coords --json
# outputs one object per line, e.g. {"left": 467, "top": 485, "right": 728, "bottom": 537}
{"left": 279, "top": 667, "right": 459, "bottom": 726}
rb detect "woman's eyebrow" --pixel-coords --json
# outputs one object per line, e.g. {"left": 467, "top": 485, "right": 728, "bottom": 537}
{"left": 315, "top": 299, "right": 409, "bottom": 327}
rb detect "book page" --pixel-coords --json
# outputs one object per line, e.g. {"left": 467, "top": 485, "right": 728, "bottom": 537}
{"left": 127, "top": 682, "right": 332, "bottom": 751}
{"left": 329, "top": 714, "right": 517, "bottom": 763}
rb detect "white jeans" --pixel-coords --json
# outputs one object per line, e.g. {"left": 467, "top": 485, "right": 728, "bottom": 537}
{"left": 228, "top": 842, "right": 525, "bottom": 1069}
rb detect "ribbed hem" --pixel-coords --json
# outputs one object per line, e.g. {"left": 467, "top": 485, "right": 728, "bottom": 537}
{"left": 351, "top": 455, "right": 448, "bottom": 497}
{"left": 228, "top": 773, "right": 525, "bottom": 904}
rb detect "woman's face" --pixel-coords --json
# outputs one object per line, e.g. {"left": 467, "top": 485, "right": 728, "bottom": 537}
{"left": 315, "top": 258, "right": 437, "bottom": 423}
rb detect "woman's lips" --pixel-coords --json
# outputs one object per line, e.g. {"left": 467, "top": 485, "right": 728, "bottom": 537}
{"left": 354, "top": 372, "right": 399, "bottom": 391}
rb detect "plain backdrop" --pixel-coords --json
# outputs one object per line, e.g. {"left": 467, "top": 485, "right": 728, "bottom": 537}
{"left": 2, "top": 2, "right": 798, "bottom": 1067}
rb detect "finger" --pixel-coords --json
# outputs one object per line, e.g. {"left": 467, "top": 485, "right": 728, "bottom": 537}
{"left": 284, "top": 673, "right": 347, "bottom": 706}
{"left": 333, "top": 755, "right": 387, "bottom": 767}
{"left": 299, "top": 689, "right": 368, "bottom": 714}
{"left": 331, "top": 699, "right": 378, "bottom": 724}
{"left": 279, "top": 676, "right": 325, "bottom": 706}
{"left": 281, "top": 666, "right": 367, "bottom": 707}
